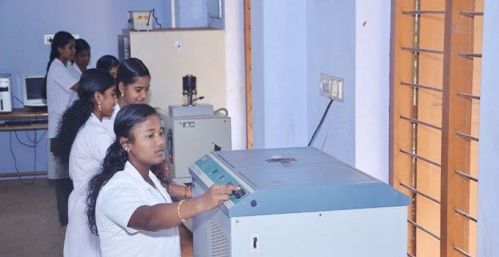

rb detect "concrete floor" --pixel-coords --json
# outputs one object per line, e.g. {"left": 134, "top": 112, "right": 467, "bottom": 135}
{"left": 0, "top": 178, "right": 65, "bottom": 257}
{"left": 0, "top": 178, "right": 193, "bottom": 257}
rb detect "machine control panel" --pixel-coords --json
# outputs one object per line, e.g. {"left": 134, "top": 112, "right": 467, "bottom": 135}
{"left": 232, "top": 187, "right": 246, "bottom": 199}
{"left": 193, "top": 155, "right": 250, "bottom": 204}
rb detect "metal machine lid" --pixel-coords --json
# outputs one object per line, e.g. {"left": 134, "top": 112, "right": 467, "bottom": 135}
{"left": 201, "top": 147, "right": 410, "bottom": 217}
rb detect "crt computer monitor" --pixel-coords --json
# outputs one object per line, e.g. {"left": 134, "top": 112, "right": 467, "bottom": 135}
{"left": 22, "top": 75, "right": 47, "bottom": 107}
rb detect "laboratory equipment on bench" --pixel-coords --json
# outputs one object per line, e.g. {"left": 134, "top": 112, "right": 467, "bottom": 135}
{"left": 128, "top": 10, "right": 153, "bottom": 31}
{"left": 190, "top": 147, "right": 410, "bottom": 257}
{"left": 165, "top": 75, "right": 231, "bottom": 184}
{"left": 120, "top": 29, "right": 227, "bottom": 112}
{"left": 182, "top": 74, "right": 201, "bottom": 106}
{"left": 0, "top": 74, "right": 13, "bottom": 112}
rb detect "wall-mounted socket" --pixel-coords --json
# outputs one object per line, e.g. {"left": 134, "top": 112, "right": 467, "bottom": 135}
{"left": 43, "top": 34, "right": 54, "bottom": 45}
{"left": 43, "top": 33, "right": 80, "bottom": 45}
{"left": 320, "top": 73, "right": 344, "bottom": 101}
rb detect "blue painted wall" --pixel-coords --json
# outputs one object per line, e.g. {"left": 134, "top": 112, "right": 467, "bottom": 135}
{"left": 251, "top": 1, "right": 363, "bottom": 167}
{"left": 250, "top": 0, "right": 266, "bottom": 148}
{"left": 354, "top": 1, "right": 391, "bottom": 182}
{"left": 207, "top": 0, "right": 225, "bottom": 28}
{"left": 251, "top": 0, "right": 308, "bottom": 148}
{"left": 177, "top": 0, "right": 208, "bottom": 27}
{"left": 478, "top": 0, "right": 499, "bottom": 255}
{"left": 0, "top": 0, "right": 170, "bottom": 174}
{"left": 306, "top": 1, "right": 356, "bottom": 165}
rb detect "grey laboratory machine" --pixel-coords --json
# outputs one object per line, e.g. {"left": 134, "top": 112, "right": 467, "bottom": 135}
{"left": 165, "top": 74, "right": 232, "bottom": 184}
{"left": 165, "top": 104, "right": 231, "bottom": 184}
{"left": 190, "top": 147, "right": 410, "bottom": 257}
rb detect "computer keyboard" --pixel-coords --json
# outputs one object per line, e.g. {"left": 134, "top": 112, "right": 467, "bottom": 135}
{"left": 0, "top": 118, "right": 48, "bottom": 126}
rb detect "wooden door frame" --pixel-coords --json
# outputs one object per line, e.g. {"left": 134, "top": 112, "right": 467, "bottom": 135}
{"left": 244, "top": 0, "right": 253, "bottom": 149}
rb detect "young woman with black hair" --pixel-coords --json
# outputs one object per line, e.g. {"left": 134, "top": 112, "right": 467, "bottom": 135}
{"left": 96, "top": 55, "right": 119, "bottom": 78}
{"left": 55, "top": 69, "right": 116, "bottom": 257}
{"left": 87, "top": 104, "right": 237, "bottom": 257}
{"left": 116, "top": 57, "right": 151, "bottom": 106}
{"left": 102, "top": 57, "right": 150, "bottom": 133}
{"left": 102, "top": 57, "right": 192, "bottom": 210}
{"left": 45, "top": 30, "right": 79, "bottom": 226}
{"left": 70, "top": 38, "right": 91, "bottom": 77}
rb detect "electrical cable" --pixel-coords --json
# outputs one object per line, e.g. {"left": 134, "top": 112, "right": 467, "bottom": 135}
{"left": 24, "top": 130, "right": 45, "bottom": 145}
{"left": 25, "top": 130, "right": 35, "bottom": 143}
{"left": 33, "top": 131, "right": 37, "bottom": 179}
{"left": 9, "top": 132, "right": 36, "bottom": 185}
{"left": 152, "top": 9, "right": 162, "bottom": 28}
{"left": 10, "top": 130, "right": 45, "bottom": 184}
{"left": 12, "top": 95, "right": 24, "bottom": 105}
{"left": 319, "top": 112, "right": 333, "bottom": 151}
{"left": 146, "top": 9, "right": 153, "bottom": 27}
{"left": 307, "top": 99, "right": 334, "bottom": 147}
{"left": 146, "top": 9, "right": 162, "bottom": 29}
{"left": 214, "top": 107, "right": 229, "bottom": 116}
{"left": 15, "top": 131, "right": 36, "bottom": 147}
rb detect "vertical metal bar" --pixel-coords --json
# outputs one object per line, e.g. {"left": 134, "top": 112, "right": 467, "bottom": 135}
{"left": 410, "top": 0, "right": 421, "bottom": 255}
{"left": 170, "top": 0, "right": 176, "bottom": 28}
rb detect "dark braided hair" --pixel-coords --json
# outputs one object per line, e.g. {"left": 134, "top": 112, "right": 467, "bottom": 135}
{"left": 96, "top": 55, "right": 119, "bottom": 75}
{"left": 53, "top": 69, "right": 115, "bottom": 164}
{"left": 46, "top": 31, "right": 74, "bottom": 73}
{"left": 44, "top": 31, "right": 75, "bottom": 97}
{"left": 116, "top": 58, "right": 150, "bottom": 98}
{"left": 75, "top": 38, "right": 90, "bottom": 56}
{"left": 86, "top": 104, "right": 159, "bottom": 235}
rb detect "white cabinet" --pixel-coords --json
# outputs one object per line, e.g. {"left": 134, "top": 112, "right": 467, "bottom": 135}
{"left": 126, "top": 29, "right": 227, "bottom": 112}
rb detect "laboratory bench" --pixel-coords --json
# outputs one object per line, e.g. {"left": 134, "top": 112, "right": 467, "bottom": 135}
{"left": 0, "top": 108, "right": 48, "bottom": 131}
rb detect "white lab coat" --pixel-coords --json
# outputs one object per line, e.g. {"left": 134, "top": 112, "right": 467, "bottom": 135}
{"left": 69, "top": 62, "right": 82, "bottom": 78}
{"left": 46, "top": 58, "right": 79, "bottom": 139}
{"left": 96, "top": 162, "right": 180, "bottom": 257}
{"left": 46, "top": 58, "right": 80, "bottom": 179}
{"left": 102, "top": 103, "right": 120, "bottom": 135}
{"left": 64, "top": 114, "right": 115, "bottom": 257}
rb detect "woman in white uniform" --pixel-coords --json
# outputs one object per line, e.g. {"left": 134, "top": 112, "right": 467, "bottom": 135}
{"left": 69, "top": 38, "right": 91, "bottom": 77}
{"left": 54, "top": 69, "right": 117, "bottom": 257}
{"left": 102, "top": 58, "right": 151, "bottom": 133}
{"left": 86, "top": 104, "right": 237, "bottom": 257}
{"left": 96, "top": 55, "right": 119, "bottom": 79}
{"left": 45, "top": 31, "right": 79, "bottom": 226}
{"left": 102, "top": 57, "right": 190, "bottom": 200}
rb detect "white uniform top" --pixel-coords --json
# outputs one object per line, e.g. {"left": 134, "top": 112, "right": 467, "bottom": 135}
{"left": 64, "top": 114, "right": 115, "bottom": 257}
{"left": 69, "top": 62, "right": 82, "bottom": 78}
{"left": 46, "top": 58, "right": 79, "bottom": 139}
{"left": 102, "top": 103, "right": 120, "bottom": 135}
{"left": 96, "top": 162, "right": 180, "bottom": 257}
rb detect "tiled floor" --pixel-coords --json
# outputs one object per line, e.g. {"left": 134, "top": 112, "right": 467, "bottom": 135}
{"left": 0, "top": 178, "right": 193, "bottom": 257}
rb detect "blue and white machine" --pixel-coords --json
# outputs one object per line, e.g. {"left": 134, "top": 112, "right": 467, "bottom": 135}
{"left": 190, "top": 147, "right": 410, "bottom": 257}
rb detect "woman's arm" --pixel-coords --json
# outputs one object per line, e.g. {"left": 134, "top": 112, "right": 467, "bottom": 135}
{"left": 167, "top": 183, "right": 192, "bottom": 199}
{"left": 127, "top": 184, "right": 237, "bottom": 231}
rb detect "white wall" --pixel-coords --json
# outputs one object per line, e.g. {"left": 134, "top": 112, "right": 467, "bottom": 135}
{"left": 478, "top": 0, "right": 499, "bottom": 256}
{"left": 224, "top": 0, "right": 246, "bottom": 150}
